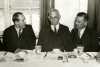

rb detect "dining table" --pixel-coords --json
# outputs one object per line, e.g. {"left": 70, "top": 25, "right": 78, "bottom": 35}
{"left": 0, "top": 50, "right": 99, "bottom": 67}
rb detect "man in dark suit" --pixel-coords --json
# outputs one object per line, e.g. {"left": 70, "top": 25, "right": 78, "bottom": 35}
{"left": 3, "top": 12, "right": 36, "bottom": 52}
{"left": 71, "top": 12, "right": 100, "bottom": 52}
{"left": 38, "top": 9, "right": 75, "bottom": 52}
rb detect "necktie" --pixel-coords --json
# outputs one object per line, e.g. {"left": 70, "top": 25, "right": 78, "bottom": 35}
{"left": 54, "top": 26, "right": 56, "bottom": 32}
{"left": 19, "top": 29, "right": 22, "bottom": 37}
{"left": 78, "top": 30, "right": 80, "bottom": 38}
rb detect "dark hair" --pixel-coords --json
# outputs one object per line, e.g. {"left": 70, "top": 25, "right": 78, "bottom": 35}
{"left": 12, "top": 12, "right": 23, "bottom": 23}
{"left": 76, "top": 12, "right": 88, "bottom": 21}
{"left": 74, "top": 12, "right": 88, "bottom": 29}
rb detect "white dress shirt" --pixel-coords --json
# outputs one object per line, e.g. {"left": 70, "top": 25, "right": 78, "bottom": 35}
{"left": 78, "top": 28, "right": 86, "bottom": 38}
{"left": 15, "top": 27, "right": 23, "bottom": 37}
{"left": 51, "top": 24, "right": 59, "bottom": 32}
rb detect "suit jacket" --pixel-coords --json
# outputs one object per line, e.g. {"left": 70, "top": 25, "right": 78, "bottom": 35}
{"left": 3, "top": 25, "right": 36, "bottom": 52}
{"left": 71, "top": 27, "right": 100, "bottom": 52}
{"left": 38, "top": 24, "right": 75, "bottom": 52}
{"left": 0, "top": 40, "right": 4, "bottom": 51}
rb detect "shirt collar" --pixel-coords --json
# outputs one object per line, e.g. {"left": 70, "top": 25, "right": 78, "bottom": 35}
{"left": 15, "top": 26, "right": 23, "bottom": 34}
{"left": 51, "top": 23, "right": 60, "bottom": 32}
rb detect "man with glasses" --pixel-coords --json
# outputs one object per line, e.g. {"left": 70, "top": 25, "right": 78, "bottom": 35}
{"left": 38, "top": 9, "right": 74, "bottom": 52}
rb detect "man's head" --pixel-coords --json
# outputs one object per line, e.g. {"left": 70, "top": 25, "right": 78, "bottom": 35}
{"left": 48, "top": 9, "right": 61, "bottom": 25}
{"left": 74, "top": 12, "right": 88, "bottom": 30}
{"left": 12, "top": 12, "right": 26, "bottom": 29}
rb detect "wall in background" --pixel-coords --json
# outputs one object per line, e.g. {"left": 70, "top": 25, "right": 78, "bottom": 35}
{"left": 0, "top": 0, "right": 41, "bottom": 37}
{"left": 0, "top": 0, "right": 88, "bottom": 36}
{"left": 55, "top": 0, "right": 88, "bottom": 31}
{"left": 0, "top": 10, "right": 5, "bottom": 32}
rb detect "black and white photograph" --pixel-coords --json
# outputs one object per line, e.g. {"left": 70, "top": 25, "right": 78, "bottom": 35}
{"left": 0, "top": 0, "right": 100, "bottom": 67}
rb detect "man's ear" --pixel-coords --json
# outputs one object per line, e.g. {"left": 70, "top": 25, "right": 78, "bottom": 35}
{"left": 84, "top": 21, "right": 88, "bottom": 26}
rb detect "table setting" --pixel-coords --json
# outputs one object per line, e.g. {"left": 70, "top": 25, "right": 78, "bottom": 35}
{"left": 0, "top": 49, "right": 98, "bottom": 63}
{"left": 0, "top": 45, "right": 99, "bottom": 67}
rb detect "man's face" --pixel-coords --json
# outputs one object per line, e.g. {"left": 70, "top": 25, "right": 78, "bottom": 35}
{"left": 75, "top": 16, "right": 87, "bottom": 29}
{"left": 49, "top": 11, "right": 60, "bottom": 25}
{"left": 15, "top": 14, "right": 26, "bottom": 29}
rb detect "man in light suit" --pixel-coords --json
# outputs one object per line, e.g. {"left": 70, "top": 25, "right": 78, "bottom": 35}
{"left": 71, "top": 12, "right": 100, "bottom": 52}
{"left": 38, "top": 9, "right": 75, "bottom": 52}
{"left": 3, "top": 12, "right": 36, "bottom": 52}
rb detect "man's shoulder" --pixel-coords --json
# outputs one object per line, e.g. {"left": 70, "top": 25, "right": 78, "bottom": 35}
{"left": 25, "top": 24, "right": 32, "bottom": 29}
{"left": 4, "top": 25, "right": 14, "bottom": 31}
{"left": 85, "top": 27, "right": 96, "bottom": 35}
{"left": 59, "top": 24, "right": 69, "bottom": 30}
{"left": 25, "top": 24, "right": 32, "bottom": 27}
{"left": 3, "top": 25, "right": 15, "bottom": 35}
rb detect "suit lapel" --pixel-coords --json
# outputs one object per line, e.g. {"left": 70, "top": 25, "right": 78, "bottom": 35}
{"left": 58, "top": 24, "right": 61, "bottom": 33}
{"left": 12, "top": 26, "right": 19, "bottom": 39}
{"left": 80, "top": 27, "right": 88, "bottom": 40}
{"left": 75, "top": 29, "right": 80, "bottom": 39}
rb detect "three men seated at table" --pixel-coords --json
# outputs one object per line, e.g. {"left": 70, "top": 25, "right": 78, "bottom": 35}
{"left": 1, "top": 9, "right": 100, "bottom": 53}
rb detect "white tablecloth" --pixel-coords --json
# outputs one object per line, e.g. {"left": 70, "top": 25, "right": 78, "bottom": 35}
{"left": 0, "top": 51, "right": 99, "bottom": 67}
{"left": 0, "top": 60, "right": 100, "bottom": 67}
